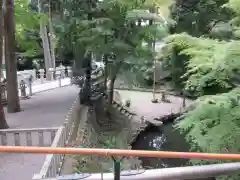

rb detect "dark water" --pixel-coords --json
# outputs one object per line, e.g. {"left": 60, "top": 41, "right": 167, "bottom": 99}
{"left": 131, "top": 123, "right": 190, "bottom": 169}
{"left": 131, "top": 123, "right": 215, "bottom": 180}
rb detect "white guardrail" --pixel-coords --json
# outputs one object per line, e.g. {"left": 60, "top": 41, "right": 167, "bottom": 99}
{"left": 32, "top": 96, "right": 84, "bottom": 179}
{"left": 0, "top": 94, "right": 82, "bottom": 180}
{"left": 0, "top": 127, "right": 58, "bottom": 146}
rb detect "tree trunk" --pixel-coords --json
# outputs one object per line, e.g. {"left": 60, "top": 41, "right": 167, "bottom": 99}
{"left": 38, "top": 0, "right": 52, "bottom": 80}
{"left": 48, "top": 0, "right": 56, "bottom": 69}
{"left": 4, "top": 0, "right": 21, "bottom": 113}
{"left": 0, "top": 0, "right": 8, "bottom": 129}
{"left": 103, "top": 54, "right": 108, "bottom": 91}
{"left": 84, "top": 52, "right": 92, "bottom": 104}
{"left": 40, "top": 22, "right": 52, "bottom": 78}
{"left": 108, "top": 76, "right": 116, "bottom": 104}
{"left": 103, "top": 34, "right": 108, "bottom": 91}
{"left": 83, "top": 2, "right": 94, "bottom": 104}
{"left": 0, "top": 87, "right": 8, "bottom": 129}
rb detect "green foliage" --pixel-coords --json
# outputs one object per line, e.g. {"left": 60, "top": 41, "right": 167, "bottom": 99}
{"left": 15, "top": 0, "right": 41, "bottom": 56}
{"left": 224, "top": 0, "right": 240, "bottom": 39}
{"left": 174, "top": 88, "right": 240, "bottom": 180}
{"left": 170, "top": 0, "right": 232, "bottom": 36}
{"left": 164, "top": 12, "right": 240, "bottom": 179}
{"left": 57, "top": 0, "right": 168, "bottom": 79}
{"left": 163, "top": 33, "right": 240, "bottom": 96}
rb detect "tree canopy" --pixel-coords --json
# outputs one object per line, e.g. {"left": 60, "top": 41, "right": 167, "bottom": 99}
{"left": 162, "top": 1, "right": 240, "bottom": 180}
{"left": 15, "top": 0, "right": 41, "bottom": 56}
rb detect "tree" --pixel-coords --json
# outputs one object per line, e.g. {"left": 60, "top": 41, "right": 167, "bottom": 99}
{"left": 170, "top": 0, "right": 232, "bottom": 36}
{"left": 15, "top": 0, "right": 41, "bottom": 56}
{"left": 157, "top": 2, "right": 240, "bottom": 180}
{"left": 224, "top": 0, "right": 240, "bottom": 39}
{"left": 175, "top": 89, "right": 240, "bottom": 180}
{"left": 0, "top": 0, "right": 9, "bottom": 128}
{"left": 162, "top": 33, "right": 240, "bottom": 180}
{"left": 57, "top": 0, "right": 166, "bottom": 104}
{"left": 163, "top": 33, "right": 240, "bottom": 96}
{"left": 5, "top": 0, "right": 21, "bottom": 113}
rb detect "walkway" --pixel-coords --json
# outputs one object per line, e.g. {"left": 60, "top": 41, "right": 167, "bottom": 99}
{"left": 118, "top": 90, "right": 192, "bottom": 119}
{"left": 0, "top": 84, "right": 79, "bottom": 180}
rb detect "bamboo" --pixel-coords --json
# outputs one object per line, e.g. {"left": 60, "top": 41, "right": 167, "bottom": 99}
{"left": 0, "top": 146, "right": 240, "bottom": 160}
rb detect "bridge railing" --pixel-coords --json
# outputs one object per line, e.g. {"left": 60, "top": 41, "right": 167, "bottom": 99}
{"left": 42, "top": 162, "right": 240, "bottom": 180}
{"left": 0, "top": 145, "right": 239, "bottom": 180}
{"left": 32, "top": 96, "right": 85, "bottom": 179}
{"left": 0, "top": 127, "right": 58, "bottom": 146}
{"left": 32, "top": 126, "right": 67, "bottom": 179}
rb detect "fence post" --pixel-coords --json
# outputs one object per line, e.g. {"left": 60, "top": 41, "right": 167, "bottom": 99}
{"left": 20, "top": 80, "right": 29, "bottom": 99}
{"left": 60, "top": 67, "right": 65, "bottom": 79}
{"left": 56, "top": 71, "right": 62, "bottom": 87}
{"left": 28, "top": 75, "right": 33, "bottom": 96}
{"left": 48, "top": 68, "right": 54, "bottom": 81}
{"left": 1, "top": 82, "right": 7, "bottom": 105}
{"left": 112, "top": 156, "right": 125, "bottom": 180}
{"left": 39, "top": 69, "right": 45, "bottom": 84}
{"left": 67, "top": 66, "right": 72, "bottom": 77}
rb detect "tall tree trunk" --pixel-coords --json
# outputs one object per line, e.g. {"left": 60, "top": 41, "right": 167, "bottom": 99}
{"left": 0, "top": 0, "right": 8, "bottom": 129}
{"left": 38, "top": 0, "right": 52, "bottom": 79}
{"left": 107, "top": 76, "right": 116, "bottom": 104}
{"left": 4, "top": 0, "right": 21, "bottom": 113}
{"left": 83, "top": 1, "right": 94, "bottom": 104}
{"left": 40, "top": 22, "right": 52, "bottom": 76}
{"left": 48, "top": 0, "right": 56, "bottom": 69}
{"left": 103, "top": 54, "right": 108, "bottom": 91}
{"left": 103, "top": 35, "right": 108, "bottom": 91}
{"left": 84, "top": 52, "right": 92, "bottom": 104}
{"left": 149, "top": 7, "right": 157, "bottom": 101}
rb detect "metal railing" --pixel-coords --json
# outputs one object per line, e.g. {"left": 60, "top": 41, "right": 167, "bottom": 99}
{"left": 46, "top": 162, "right": 240, "bottom": 180}
{"left": 0, "top": 145, "right": 239, "bottom": 180}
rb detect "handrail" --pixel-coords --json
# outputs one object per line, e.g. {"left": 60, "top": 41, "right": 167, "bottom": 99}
{"left": 43, "top": 162, "right": 240, "bottom": 180}
{"left": 0, "top": 145, "right": 240, "bottom": 160}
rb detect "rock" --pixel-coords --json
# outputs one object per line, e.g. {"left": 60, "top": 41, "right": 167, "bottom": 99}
{"left": 145, "top": 119, "right": 163, "bottom": 127}
{"left": 151, "top": 98, "right": 158, "bottom": 103}
{"left": 153, "top": 112, "right": 182, "bottom": 124}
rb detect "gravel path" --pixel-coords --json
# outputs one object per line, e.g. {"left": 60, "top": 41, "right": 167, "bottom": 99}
{"left": 0, "top": 86, "right": 79, "bottom": 180}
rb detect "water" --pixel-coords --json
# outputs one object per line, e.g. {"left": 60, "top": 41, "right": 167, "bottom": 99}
{"left": 131, "top": 123, "right": 216, "bottom": 180}
{"left": 131, "top": 123, "right": 190, "bottom": 169}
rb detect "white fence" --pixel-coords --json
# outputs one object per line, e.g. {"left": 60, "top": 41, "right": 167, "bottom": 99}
{"left": 2, "top": 66, "right": 72, "bottom": 88}
{"left": 33, "top": 126, "right": 67, "bottom": 179}
{"left": 0, "top": 94, "right": 82, "bottom": 179}
{"left": 32, "top": 96, "right": 85, "bottom": 179}
{"left": 0, "top": 127, "right": 58, "bottom": 146}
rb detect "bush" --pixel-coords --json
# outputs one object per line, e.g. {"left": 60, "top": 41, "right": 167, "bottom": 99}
{"left": 175, "top": 88, "right": 240, "bottom": 180}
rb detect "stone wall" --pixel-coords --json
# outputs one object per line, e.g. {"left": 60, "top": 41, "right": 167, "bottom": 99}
{"left": 103, "top": 92, "right": 148, "bottom": 145}
{"left": 70, "top": 91, "right": 148, "bottom": 172}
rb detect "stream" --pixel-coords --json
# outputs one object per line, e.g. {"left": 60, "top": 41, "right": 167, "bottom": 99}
{"left": 131, "top": 123, "right": 215, "bottom": 180}
{"left": 131, "top": 123, "right": 190, "bottom": 169}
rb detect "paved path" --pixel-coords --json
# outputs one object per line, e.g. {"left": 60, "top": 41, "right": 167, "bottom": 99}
{"left": 6, "top": 85, "right": 78, "bottom": 128}
{"left": 118, "top": 90, "right": 192, "bottom": 120}
{"left": 0, "top": 85, "right": 79, "bottom": 180}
